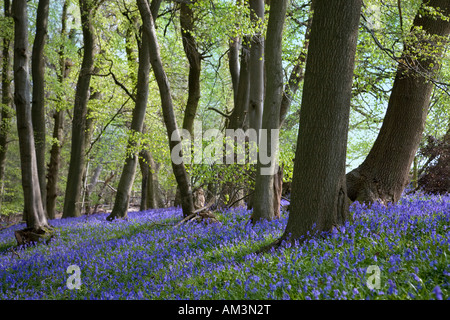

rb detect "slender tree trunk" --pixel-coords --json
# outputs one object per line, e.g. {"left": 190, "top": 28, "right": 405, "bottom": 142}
{"left": 107, "top": 31, "right": 151, "bottom": 221}
{"left": 279, "top": 13, "right": 312, "bottom": 127}
{"left": 62, "top": 0, "right": 96, "bottom": 218}
{"left": 137, "top": 0, "right": 194, "bottom": 217}
{"left": 31, "top": 0, "right": 49, "bottom": 214}
{"left": 139, "top": 148, "right": 161, "bottom": 210}
{"left": 279, "top": 0, "right": 362, "bottom": 242}
{"left": 83, "top": 162, "right": 102, "bottom": 214}
{"left": 346, "top": 0, "right": 450, "bottom": 205}
{"left": 180, "top": 1, "right": 202, "bottom": 136}
{"left": 251, "top": 0, "right": 288, "bottom": 222}
{"left": 46, "top": 0, "right": 68, "bottom": 220}
{"left": 248, "top": 0, "right": 265, "bottom": 133}
{"left": 12, "top": 0, "right": 50, "bottom": 231}
{"left": 0, "top": 0, "right": 13, "bottom": 185}
{"left": 228, "top": 37, "right": 250, "bottom": 131}
{"left": 228, "top": 36, "right": 240, "bottom": 106}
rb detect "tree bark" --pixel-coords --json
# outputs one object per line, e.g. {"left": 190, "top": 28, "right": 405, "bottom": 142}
{"left": 248, "top": 0, "right": 265, "bottom": 133}
{"left": 31, "top": 0, "right": 50, "bottom": 214}
{"left": 180, "top": 0, "right": 202, "bottom": 136}
{"left": 139, "top": 148, "right": 162, "bottom": 210}
{"left": 46, "top": 0, "right": 68, "bottom": 220}
{"left": 12, "top": 0, "right": 50, "bottom": 231}
{"left": 0, "top": 0, "right": 13, "bottom": 185}
{"left": 228, "top": 37, "right": 250, "bottom": 131}
{"left": 346, "top": 0, "right": 450, "bottom": 205}
{"left": 228, "top": 36, "right": 240, "bottom": 106}
{"left": 137, "top": 0, "right": 194, "bottom": 218}
{"left": 107, "top": 29, "right": 151, "bottom": 221}
{"left": 280, "top": 0, "right": 362, "bottom": 241}
{"left": 279, "top": 13, "right": 312, "bottom": 127}
{"left": 62, "top": 0, "right": 96, "bottom": 218}
{"left": 251, "top": 0, "right": 288, "bottom": 222}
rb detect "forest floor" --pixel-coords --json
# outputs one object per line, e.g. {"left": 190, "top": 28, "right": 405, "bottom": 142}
{"left": 1, "top": 192, "right": 449, "bottom": 300}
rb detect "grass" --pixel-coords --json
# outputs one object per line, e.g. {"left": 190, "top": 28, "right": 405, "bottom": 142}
{"left": 0, "top": 193, "right": 449, "bottom": 300}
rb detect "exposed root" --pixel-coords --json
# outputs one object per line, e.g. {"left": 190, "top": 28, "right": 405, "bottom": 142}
{"left": 14, "top": 226, "right": 55, "bottom": 247}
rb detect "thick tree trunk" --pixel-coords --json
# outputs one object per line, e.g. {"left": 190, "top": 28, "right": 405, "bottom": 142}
{"left": 251, "top": 0, "right": 288, "bottom": 222}
{"left": 107, "top": 30, "right": 151, "bottom": 221}
{"left": 62, "top": 0, "right": 96, "bottom": 218}
{"left": 180, "top": 1, "right": 202, "bottom": 136}
{"left": 346, "top": 0, "right": 450, "bottom": 205}
{"left": 0, "top": 0, "right": 13, "bottom": 185}
{"left": 31, "top": 0, "right": 49, "bottom": 214}
{"left": 137, "top": 0, "right": 194, "bottom": 218}
{"left": 280, "top": 0, "right": 362, "bottom": 241}
{"left": 12, "top": 0, "right": 50, "bottom": 231}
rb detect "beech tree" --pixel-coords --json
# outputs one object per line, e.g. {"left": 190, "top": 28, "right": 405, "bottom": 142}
{"left": 137, "top": 0, "right": 194, "bottom": 218}
{"left": 251, "top": 0, "right": 288, "bottom": 222}
{"left": 12, "top": 0, "right": 50, "bottom": 232}
{"left": 277, "top": 0, "right": 362, "bottom": 243}
{"left": 0, "top": 0, "right": 12, "bottom": 186}
{"left": 346, "top": 0, "right": 450, "bottom": 205}
{"left": 46, "top": 0, "right": 69, "bottom": 219}
{"left": 31, "top": 0, "right": 50, "bottom": 214}
{"left": 107, "top": 4, "right": 153, "bottom": 221}
{"left": 63, "top": 0, "right": 97, "bottom": 218}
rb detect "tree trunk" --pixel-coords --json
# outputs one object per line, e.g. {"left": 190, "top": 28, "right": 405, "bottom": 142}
{"left": 228, "top": 36, "right": 240, "bottom": 106}
{"left": 251, "top": 0, "right": 288, "bottom": 222}
{"left": 346, "top": 0, "right": 450, "bottom": 205}
{"left": 139, "top": 148, "right": 161, "bottom": 210}
{"left": 62, "top": 0, "right": 96, "bottom": 218}
{"left": 228, "top": 37, "right": 250, "bottom": 131}
{"left": 107, "top": 29, "right": 151, "bottom": 221}
{"left": 280, "top": 0, "right": 362, "bottom": 241}
{"left": 12, "top": 0, "right": 50, "bottom": 231}
{"left": 31, "top": 0, "right": 49, "bottom": 214}
{"left": 0, "top": 0, "right": 13, "bottom": 185}
{"left": 137, "top": 0, "right": 194, "bottom": 218}
{"left": 248, "top": 0, "right": 265, "bottom": 133}
{"left": 279, "top": 12, "right": 312, "bottom": 127}
{"left": 83, "top": 163, "right": 102, "bottom": 215}
{"left": 46, "top": 0, "right": 68, "bottom": 220}
{"left": 180, "top": 1, "right": 202, "bottom": 136}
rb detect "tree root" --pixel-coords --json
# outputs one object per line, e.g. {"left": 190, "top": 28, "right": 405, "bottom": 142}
{"left": 14, "top": 226, "right": 55, "bottom": 247}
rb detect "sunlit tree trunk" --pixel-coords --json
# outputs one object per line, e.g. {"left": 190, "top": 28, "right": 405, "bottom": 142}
{"left": 346, "top": 0, "right": 450, "bottom": 205}
{"left": 251, "top": 0, "right": 288, "bottom": 222}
